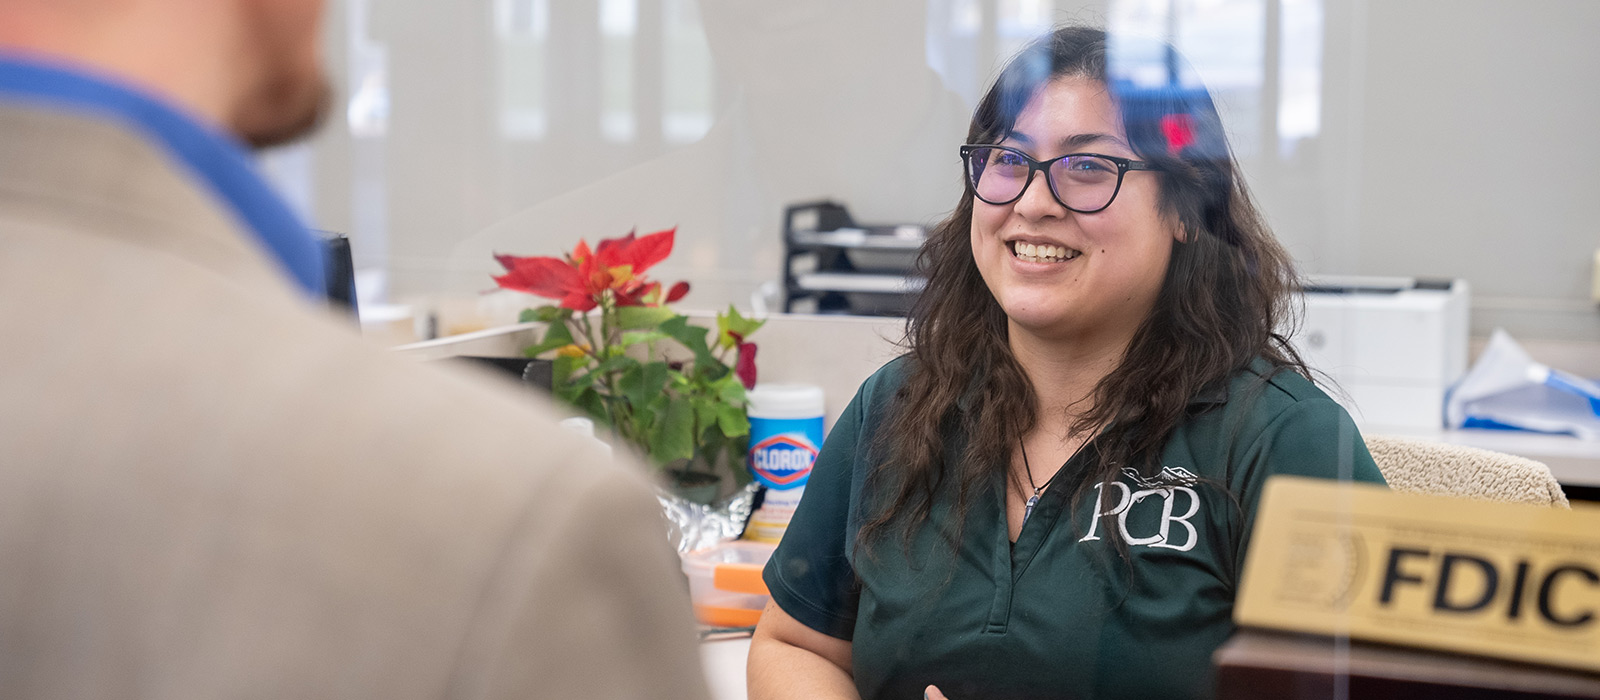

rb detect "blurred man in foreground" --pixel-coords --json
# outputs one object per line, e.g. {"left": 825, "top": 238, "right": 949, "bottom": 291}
{"left": 0, "top": 1, "right": 708, "bottom": 698}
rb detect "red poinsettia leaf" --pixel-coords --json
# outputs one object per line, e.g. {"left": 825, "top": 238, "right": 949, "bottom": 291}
{"left": 561, "top": 291, "right": 597, "bottom": 312}
{"left": 735, "top": 342, "right": 758, "bottom": 390}
{"left": 491, "top": 254, "right": 541, "bottom": 291}
{"left": 565, "top": 249, "right": 608, "bottom": 297}
{"left": 571, "top": 239, "right": 595, "bottom": 265}
{"left": 493, "top": 253, "right": 523, "bottom": 272}
{"left": 625, "top": 227, "right": 676, "bottom": 274}
{"left": 529, "top": 257, "right": 586, "bottom": 297}
{"left": 594, "top": 230, "right": 636, "bottom": 268}
{"left": 494, "top": 256, "right": 581, "bottom": 300}
{"left": 585, "top": 267, "right": 615, "bottom": 298}
{"left": 665, "top": 280, "right": 690, "bottom": 303}
{"left": 491, "top": 272, "right": 527, "bottom": 294}
{"left": 615, "top": 281, "right": 657, "bottom": 308}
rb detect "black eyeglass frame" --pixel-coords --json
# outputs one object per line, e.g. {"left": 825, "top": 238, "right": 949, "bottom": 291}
{"left": 959, "top": 144, "right": 1162, "bottom": 214}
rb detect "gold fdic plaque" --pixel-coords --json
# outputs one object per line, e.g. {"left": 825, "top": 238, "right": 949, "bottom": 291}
{"left": 1235, "top": 477, "right": 1600, "bottom": 673}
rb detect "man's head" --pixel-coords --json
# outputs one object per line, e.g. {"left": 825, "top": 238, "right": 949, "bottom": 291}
{"left": 0, "top": 0, "right": 330, "bottom": 149}
{"left": 230, "top": 0, "right": 330, "bottom": 148}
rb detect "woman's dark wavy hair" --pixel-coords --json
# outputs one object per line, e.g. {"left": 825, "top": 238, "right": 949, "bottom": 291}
{"left": 858, "top": 26, "right": 1309, "bottom": 551}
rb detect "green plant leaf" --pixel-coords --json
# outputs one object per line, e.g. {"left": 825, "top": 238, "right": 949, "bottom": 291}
{"left": 718, "top": 305, "right": 765, "bottom": 348}
{"left": 616, "top": 306, "right": 677, "bottom": 330}
{"left": 519, "top": 305, "right": 567, "bottom": 324}
{"left": 568, "top": 355, "right": 635, "bottom": 391}
{"left": 649, "top": 399, "right": 695, "bottom": 465}
{"left": 622, "top": 361, "right": 670, "bottom": 410}
{"left": 717, "top": 375, "right": 748, "bottom": 405}
{"left": 596, "top": 355, "right": 639, "bottom": 378}
{"left": 659, "top": 316, "right": 720, "bottom": 373}
{"left": 715, "top": 311, "right": 735, "bottom": 351}
{"left": 666, "top": 369, "right": 689, "bottom": 388}
{"left": 523, "top": 321, "right": 576, "bottom": 358}
{"left": 632, "top": 403, "right": 657, "bottom": 434}
{"left": 552, "top": 353, "right": 586, "bottom": 387}
{"left": 620, "top": 330, "right": 670, "bottom": 347}
{"left": 715, "top": 402, "right": 750, "bottom": 438}
{"left": 704, "top": 362, "right": 731, "bottom": 382}
{"left": 569, "top": 368, "right": 598, "bottom": 390}
{"left": 616, "top": 364, "right": 644, "bottom": 406}
{"left": 692, "top": 397, "right": 719, "bottom": 436}
{"left": 571, "top": 387, "right": 608, "bottom": 425}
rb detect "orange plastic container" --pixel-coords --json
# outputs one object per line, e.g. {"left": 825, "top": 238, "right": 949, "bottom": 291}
{"left": 681, "top": 541, "right": 777, "bottom": 628}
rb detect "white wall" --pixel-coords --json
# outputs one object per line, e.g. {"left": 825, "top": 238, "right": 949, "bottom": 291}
{"left": 1343, "top": 0, "right": 1600, "bottom": 341}
{"left": 275, "top": 0, "right": 1600, "bottom": 342}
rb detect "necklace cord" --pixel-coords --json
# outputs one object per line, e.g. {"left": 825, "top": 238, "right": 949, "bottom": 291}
{"left": 1020, "top": 435, "right": 1041, "bottom": 494}
{"left": 1018, "top": 435, "right": 1085, "bottom": 497}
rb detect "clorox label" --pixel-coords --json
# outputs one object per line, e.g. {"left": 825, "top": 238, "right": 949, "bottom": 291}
{"left": 749, "top": 434, "right": 819, "bottom": 489}
{"left": 744, "top": 412, "right": 825, "bottom": 541}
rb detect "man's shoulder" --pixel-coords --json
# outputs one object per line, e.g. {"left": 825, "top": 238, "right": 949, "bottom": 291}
{"left": 0, "top": 99, "right": 624, "bottom": 498}
{"left": 0, "top": 102, "right": 297, "bottom": 294}
{"left": 237, "top": 291, "right": 634, "bottom": 498}
{"left": 0, "top": 94, "right": 699, "bottom": 700}
{"left": 10, "top": 215, "right": 633, "bottom": 514}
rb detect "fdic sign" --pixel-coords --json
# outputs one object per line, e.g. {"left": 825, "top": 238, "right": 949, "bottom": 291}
{"left": 1236, "top": 477, "right": 1600, "bottom": 673}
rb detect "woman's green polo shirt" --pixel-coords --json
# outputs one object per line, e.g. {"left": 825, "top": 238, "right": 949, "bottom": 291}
{"left": 762, "top": 357, "right": 1387, "bottom": 700}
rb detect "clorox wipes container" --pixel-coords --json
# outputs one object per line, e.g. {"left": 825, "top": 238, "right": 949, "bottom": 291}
{"left": 743, "top": 384, "right": 825, "bottom": 543}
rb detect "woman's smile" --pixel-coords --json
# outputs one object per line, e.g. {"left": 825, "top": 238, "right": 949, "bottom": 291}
{"left": 1006, "top": 239, "right": 1082, "bottom": 264}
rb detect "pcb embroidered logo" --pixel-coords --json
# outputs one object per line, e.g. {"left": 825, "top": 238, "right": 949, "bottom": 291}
{"left": 1079, "top": 466, "right": 1204, "bottom": 552}
{"left": 748, "top": 434, "right": 819, "bottom": 489}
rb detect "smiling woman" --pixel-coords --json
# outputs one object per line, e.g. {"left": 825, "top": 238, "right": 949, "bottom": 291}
{"left": 967, "top": 75, "right": 1176, "bottom": 347}
{"left": 747, "top": 26, "right": 1388, "bottom": 700}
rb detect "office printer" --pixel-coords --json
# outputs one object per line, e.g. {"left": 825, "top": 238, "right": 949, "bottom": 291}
{"left": 1289, "top": 276, "right": 1469, "bottom": 431}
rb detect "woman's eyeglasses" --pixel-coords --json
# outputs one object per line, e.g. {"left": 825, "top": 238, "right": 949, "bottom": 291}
{"left": 959, "top": 144, "right": 1161, "bottom": 214}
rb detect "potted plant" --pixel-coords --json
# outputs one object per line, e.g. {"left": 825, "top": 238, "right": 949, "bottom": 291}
{"left": 492, "top": 228, "right": 763, "bottom": 502}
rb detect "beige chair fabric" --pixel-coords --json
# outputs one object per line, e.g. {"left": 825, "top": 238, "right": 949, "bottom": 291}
{"left": 1365, "top": 435, "right": 1569, "bottom": 507}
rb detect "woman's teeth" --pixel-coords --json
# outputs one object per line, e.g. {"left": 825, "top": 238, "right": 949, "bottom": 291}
{"left": 1010, "top": 241, "right": 1079, "bottom": 263}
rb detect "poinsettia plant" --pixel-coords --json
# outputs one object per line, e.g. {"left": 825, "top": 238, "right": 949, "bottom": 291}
{"left": 493, "top": 228, "right": 763, "bottom": 490}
